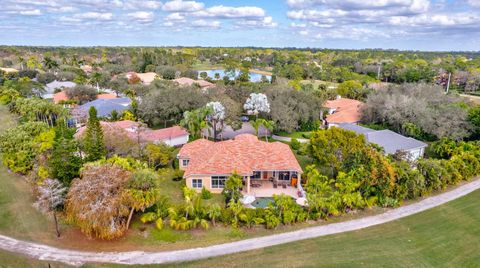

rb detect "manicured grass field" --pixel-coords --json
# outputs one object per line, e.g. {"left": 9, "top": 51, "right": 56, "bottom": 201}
{"left": 164, "top": 189, "right": 480, "bottom": 268}
{"left": 4, "top": 185, "right": 480, "bottom": 267}
{"left": 275, "top": 131, "right": 312, "bottom": 139}
{"left": 300, "top": 79, "right": 339, "bottom": 90}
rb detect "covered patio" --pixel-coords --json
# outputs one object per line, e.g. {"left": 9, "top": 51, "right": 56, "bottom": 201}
{"left": 242, "top": 180, "right": 299, "bottom": 198}
{"left": 242, "top": 170, "right": 303, "bottom": 199}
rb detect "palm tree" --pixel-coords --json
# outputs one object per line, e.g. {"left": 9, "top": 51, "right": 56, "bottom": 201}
{"left": 260, "top": 119, "right": 275, "bottom": 142}
{"left": 90, "top": 72, "right": 103, "bottom": 92}
{"left": 206, "top": 204, "right": 221, "bottom": 227}
{"left": 181, "top": 107, "right": 211, "bottom": 140}
{"left": 250, "top": 118, "right": 262, "bottom": 138}
{"left": 43, "top": 57, "right": 59, "bottom": 73}
{"left": 18, "top": 56, "right": 25, "bottom": 70}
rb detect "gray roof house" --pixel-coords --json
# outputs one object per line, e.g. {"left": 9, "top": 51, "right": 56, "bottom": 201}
{"left": 77, "top": 98, "right": 131, "bottom": 118}
{"left": 336, "top": 123, "right": 428, "bottom": 161}
{"left": 43, "top": 81, "right": 76, "bottom": 99}
{"left": 202, "top": 122, "right": 270, "bottom": 140}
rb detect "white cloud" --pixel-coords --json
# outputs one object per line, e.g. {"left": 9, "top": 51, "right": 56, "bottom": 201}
{"left": 194, "top": 5, "right": 265, "bottom": 18}
{"left": 123, "top": 0, "right": 163, "bottom": 10}
{"left": 467, "top": 0, "right": 480, "bottom": 7}
{"left": 165, "top": 12, "right": 185, "bottom": 21}
{"left": 236, "top": 16, "right": 277, "bottom": 28}
{"left": 19, "top": 9, "right": 42, "bottom": 15}
{"left": 162, "top": 0, "right": 204, "bottom": 12}
{"left": 191, "top": 19, "right": 220, "bottom": 28}
{"left": 73, "top": 12, "right": 113, "bottom": 21}
{"left": 127, "top": 11, "right": 154, "bottom": 23}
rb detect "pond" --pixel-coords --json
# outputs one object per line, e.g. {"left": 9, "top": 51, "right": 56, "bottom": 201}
{"left": 198, "top": 69, "right": 271, "bottom": 83}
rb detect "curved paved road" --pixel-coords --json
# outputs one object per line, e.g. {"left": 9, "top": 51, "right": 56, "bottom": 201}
{"left": 1, "top": 179, "right": 480, "bottom": 266}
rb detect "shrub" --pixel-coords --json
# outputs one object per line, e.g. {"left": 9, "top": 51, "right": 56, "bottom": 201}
{"left": 201, "top": 187, "right": 212, "bottom": 200}
{"left": 290, "top": 138, "right": 301, "bottom": 150}
{"left": 220, "top": 208, "right": 234, "bottom": 225}
{"left": 264, "top": 209, "right": 280, "bottom": 229}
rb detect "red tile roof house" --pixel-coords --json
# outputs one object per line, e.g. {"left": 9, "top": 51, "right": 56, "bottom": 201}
{"left": 177, "top": 134, "right": 304, "bottom": 198}
{"left": 75, "top": 120, "right": 189, "bottom": 147}
{"left": 53, "top": 91, "right": 117, "bottom": 106}
{"left": 173, "top": 77, "right": 215, "bottom": 90}
{"left": 324, "top": 97, "right": 365, "bottom": 127}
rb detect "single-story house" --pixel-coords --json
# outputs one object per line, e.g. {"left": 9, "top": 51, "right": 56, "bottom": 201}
{"left": 126, "top": 72, "right": 158, "bottom": 85}
{"left": 324, "top": 97, "right": 364, "bottom": 126}
{"left": 43, "top": 80, "right": 76, "bottom": 99}
{"left": 75, "top": 97, "right": 131, "bottom": 119}
{"left": 202, "top": 122, "right": 270, "bottom": 140}
{"left": 173, "top": 77, "right": 215, "bottom": 90}
{"left": 177, "top": 134, "right": 303, "bottom": 198}
{"left": 53, "top": 91, "right": 116, "bottom": 104}
{"left": 0, "top": 67, "right": 19, "bottom": 74}
{"left": 336, "top": 123, "right": 428, "bottom": 161}
{"left": 75, "top": 120, "right": 189, "bottom": 147}
{"left": 80, "top": 65, "right": 93, "bottom": 74}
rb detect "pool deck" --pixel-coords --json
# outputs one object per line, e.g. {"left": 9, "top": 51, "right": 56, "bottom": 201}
{"left": 242, "top": 184, "right": 299, "bottom": 198}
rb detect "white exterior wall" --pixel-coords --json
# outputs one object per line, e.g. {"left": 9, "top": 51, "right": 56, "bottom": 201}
{"left": 407, "top": 147, "right": 425, "bottom": 161}
{"left": 157, "top": 135, "right": 189, "bottom": 147}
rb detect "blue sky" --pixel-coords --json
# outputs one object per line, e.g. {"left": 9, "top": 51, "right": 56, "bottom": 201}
{"left": 0, "top": 0, "right": 479, "bottom": 51}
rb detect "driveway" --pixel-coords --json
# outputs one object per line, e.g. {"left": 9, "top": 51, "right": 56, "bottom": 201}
{"left": 1, "top": 179, "right": 479, "bottom": 266}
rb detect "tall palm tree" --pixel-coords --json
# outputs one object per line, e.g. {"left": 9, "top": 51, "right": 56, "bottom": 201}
{"left": 260, "top": 119, "right": 275, "bottom": 142}
{"left": 90, "top": 72, "right": 102, "bottom": 92}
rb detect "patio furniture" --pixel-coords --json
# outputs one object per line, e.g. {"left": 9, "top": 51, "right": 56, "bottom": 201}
{"left": 273, "top": 182, "right": 278, "bottom": 188}
{"left": 282, "top": 184, "right": 287, "bottom": 189}
{"left": 251, "top": 182, "right": 261, "bottom": 188}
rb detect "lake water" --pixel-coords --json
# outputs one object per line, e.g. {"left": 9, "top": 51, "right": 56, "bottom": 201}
{"left": 198, "top": 69, "right": 271, "bottom": 83}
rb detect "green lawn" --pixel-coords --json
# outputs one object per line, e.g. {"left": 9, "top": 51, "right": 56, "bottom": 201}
{"left": 4, "top": 188, "right": 480, "bottom": 267}
{"left": 83, "top": 188, "right": 480, "bottom": 268}
{"left": 300, "top": 79, "right": 339, "bottom": 90}
{"left": 191, "top": 60, "right": 222, "bottom": 71}
{"left": 275, "top": 131, "right": 312, "bottom": 139}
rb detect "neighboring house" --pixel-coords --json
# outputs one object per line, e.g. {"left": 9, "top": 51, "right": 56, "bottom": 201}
{"left": 75, "top": 97, "right": 131, "bottom": 119}
{"left": 80, "top": 65, "right": 93, "bottom": 74}
{"left": 43, "top": 80, "right": 76, "bottom": 99}
{"left": 173, "top": 77, "right": 215, "bottom": 90}
{"left": 202, "top": 122, "right": 270, "bottom": 140}
{"left": 0, "top": 67, "right": 19, "bottom": 74}
{"left": 53, "top": 91, "right": 116, "bottom": 105}
{"left": 126, "top": 72, "right": 158, "bottom": 85}
{"left": 336, "top": 123, "right": 428, "bottom": 161}
{"left": 324, "top": 97, "right": 364, "bottom": 126}
{"left": 75, "top": 120, "right": 189, "bottom": 147}
{"left": 177, "top": 134, "right": 303, "bottom": 198}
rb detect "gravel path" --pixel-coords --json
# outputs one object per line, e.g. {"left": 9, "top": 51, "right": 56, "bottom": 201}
{"left": 1, "top": 179, "right": 480, "bottom": 267}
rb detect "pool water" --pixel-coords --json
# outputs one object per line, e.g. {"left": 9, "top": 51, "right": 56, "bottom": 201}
{"left": 251, "top": 197, "right": 274, "bottom": 208}
{"left": 198, "top": 69, "right": 272, "bottom": 83}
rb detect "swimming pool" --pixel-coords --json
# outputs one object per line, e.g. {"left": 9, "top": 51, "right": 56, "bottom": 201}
{"left": 251, "top": 197, "right": 274, "bottom": 209}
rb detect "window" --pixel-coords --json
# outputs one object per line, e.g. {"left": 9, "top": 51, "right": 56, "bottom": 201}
{"left": 278, "top": 171, "right": 291, "bottom": 181}
{"left": 250, "top": 171, "right": 261, "bottom": 180}
{"left": 192, "top": 179, "right": 202, "bottom": 189}
{"left": 182, "top": 159, "right": 189, "bottom": 167}
{"left": 211, "top": 176, "right": 227, "bottom": 189}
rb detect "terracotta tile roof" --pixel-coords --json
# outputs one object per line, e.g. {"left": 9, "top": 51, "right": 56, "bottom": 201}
{"left": 173, "top": 77, "right": 215, "bottom": 89}
{"left": 53, "top": 91, "right": 69, "bottom": 104}
{"left": 325, "top": 98, "right": 365, "bottom": 124}
{"left": 178, "top": 134, "right": 302, "bottom": 177}
{"left": 74, "top": 120, "right": 188, "bottom": 143}
{"left": 97, "top": 93, "right": 117, "bottom": 99}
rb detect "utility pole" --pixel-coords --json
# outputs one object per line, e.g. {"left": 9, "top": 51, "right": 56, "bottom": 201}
{"left": 446, "top": 72, "right": 451, "bottom": 94}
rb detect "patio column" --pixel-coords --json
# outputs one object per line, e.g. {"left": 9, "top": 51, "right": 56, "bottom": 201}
{"left": 297, "top": 173, "right": 301, "bottom": 189}
{"left": 247, "top": 176, "right": 251, "bottom": 194}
